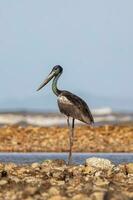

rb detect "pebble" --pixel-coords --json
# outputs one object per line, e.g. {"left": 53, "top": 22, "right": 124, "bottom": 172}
{"left": 1, "top": 170, "right": 8, "bottom": 177}
{"left": 0, "top": 163, "right": 4, "bottom": 170}
{"left": 11, "top": 177, "right": 20, "bottom": 183}
{"left": 82, "top": 166, "right": 96, "bottom": 175}
{"left": 72, "top": 194, "right": 90, "bottom": 200}
{"left": 27, "top": 187, "right": 38, "bottom": 195}
{"left": 126, "top": 163, "right": 133, "bottom": 174}
{"left": 48, "top": 187, "right": 60, "bottom": 196}
{"left": 0, "top": 180, "right": 8, "bottom": 186}
{"left": 48, "top": 195, "right": 67, "bottom": 200}
{"left": 90, "top": 192, "right": 105, "bottom": 200}
{"left": 31, "top": 162, "right": 40, "bottom": 169}
{"left": 94, "top": 177, "right": 109, "bottom": 186}
{"left": 4, "top": 163, "right": 16, "bottom": 172}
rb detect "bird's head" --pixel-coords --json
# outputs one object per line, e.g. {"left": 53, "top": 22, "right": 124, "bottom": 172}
{"left": 52, "top": 65, "right": 63, "bottom": 75}
{"left": 37, "top": 65, "right": 63, "bottom": 91}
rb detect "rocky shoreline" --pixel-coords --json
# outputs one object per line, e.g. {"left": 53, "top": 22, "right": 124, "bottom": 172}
{"left": 0, "top": 125, "right": 132, "bottom": 152}
{"left": 0, "top": 157, "right": 132, "bottom": 200}
{"left": 0, "top": 124, "right": 132, "bottom": 199}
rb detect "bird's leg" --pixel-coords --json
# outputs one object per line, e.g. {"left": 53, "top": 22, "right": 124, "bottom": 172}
{"left": 67, "top": 117, "right": 75, "bottom": 165}
{"left": 71, "top": 118, "right": 75, "bottom": 146}
{"left": 67, "top": 117, "right": 72, "bottom": 165}
{"left": 67, "top": 116, "right": 70, "bottom": 128}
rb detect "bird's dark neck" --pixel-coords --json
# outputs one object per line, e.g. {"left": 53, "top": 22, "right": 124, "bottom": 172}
{"left": 52, "top": 72, "right": 62, "bottom": 96}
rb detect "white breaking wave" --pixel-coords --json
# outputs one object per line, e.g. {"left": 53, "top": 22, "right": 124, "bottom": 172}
{"left": 0, "top": 108, "right": 132, "bottom": 126}
{"left": 92, "top": 107, "right": 112, "bottom": 115}
{"left": 0, "top": 114, "right": 24, "bottom": 125}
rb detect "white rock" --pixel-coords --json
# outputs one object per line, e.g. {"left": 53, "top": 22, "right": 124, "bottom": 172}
{"left": 85, "top": 157, "right": 115, "bottom": 170}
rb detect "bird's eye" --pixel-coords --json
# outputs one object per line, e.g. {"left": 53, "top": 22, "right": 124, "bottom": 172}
{"left": 55, "top": 68, "right": 59, "bottom": 71}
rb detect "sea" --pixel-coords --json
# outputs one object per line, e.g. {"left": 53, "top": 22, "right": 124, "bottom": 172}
{"left": 0, "top": 107, "right": 133, "bottom": 127}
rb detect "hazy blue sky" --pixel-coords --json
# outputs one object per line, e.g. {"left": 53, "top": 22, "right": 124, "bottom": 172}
{"left": 0, "top": 1, "right": 133, "bottom": 111}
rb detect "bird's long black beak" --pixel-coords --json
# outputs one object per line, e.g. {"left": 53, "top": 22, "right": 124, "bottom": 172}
{"left": 37, "top": 70, "right": 55, "bottom": 91}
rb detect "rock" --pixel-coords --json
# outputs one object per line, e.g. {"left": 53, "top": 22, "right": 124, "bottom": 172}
{"left": 0, "top": 158, "right": 132, "bottom": 199}
{"left": 106, "top": 167, "right": 119, "bottom": 177}
{"left": 118, "top": 164, "right": 127, "bottom": 173}
{"left": 103, "top": 191, "right": 130, "bottom": 200}
{"left": 24, "top": 177, "right": 37, "bottom": 184}
{"left": 114, "top": 172, "right": 126, "bottom": 181}
{"left": 90, "top": 192, "right": 105, "bottom": 200}
{"left": 4, "top": 163, "right": 17, "bottom": 172}
{"left": 83, "top": 182, "right": 93, "bottom": 194}
{"left": 42, "top": 159, "right": 66, "bottom": 167}
{"left": 94, "top": 171, "right": 103, "bottom": 177}
{"left": 11, "top": 177, "right": 20, "bottom": 183}
{"left": 25, "top": 186, "right": 37, "bottom": 195}
{"left": 1, "top": 170, "right": 8, "bottom": 177}
{"left": 94, "top": 177, "right": 109, "bottom": 187}
{"left": 41, "top": 160, "right": 53, "bottom": 167}
{"left": 124, "top": 191, "right": 133, "bottom": 198}
{"left": 41, "top": 192, "right": 49, "bottom": 198}
{"left": 17, "top": 167, "right": 30, "bottom": 175}
{"left": 56, "top": 180, "right": 65, "bottom": 186}
{"left": 68, "top": 166, "right": 81, "bottom": 177}
{"left": 85, "top": 157, "right": 115, "bottom": 170}
{"left": 125, "top": 163, "right": 133, "bottom": 174}
{"left": 0, "top": 180, "right": 8, "bottom": 186}
{"left": 50, "top": 159, "right": 66, "bottom": 167}
{"left": 48, "top": 195, "right": 67, "bottom": 200}
{"left": 0, "top": 163, "right": 4, "bottom": 170}
{"left": 31, "top": 162, "right": 40, "bottom": 169}
{"left": 48, "top": 187, "right": 60, "bottom": 196}
{"left": 52, "top": 170, "right": 63, "bottom": 179}
{"left": 82, "top": 166, "right": 96, "bottom": 175}
{"left": 72, "top": 194, "right": 90, "bottom": 200}
{"left": 22, "top": 197, "right": 33, "bottom": 200}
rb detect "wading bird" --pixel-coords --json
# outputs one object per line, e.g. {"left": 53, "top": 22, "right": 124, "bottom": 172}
{"left": 37, "top": 65, "right": 94, "bottom": 164}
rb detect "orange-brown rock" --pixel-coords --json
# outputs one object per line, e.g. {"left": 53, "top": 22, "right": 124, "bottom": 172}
{"left": 0, "top": 124, "right": 132, "bottom": 152}
{"left": 0, "top": 159, "right": 132, "bottom": 200}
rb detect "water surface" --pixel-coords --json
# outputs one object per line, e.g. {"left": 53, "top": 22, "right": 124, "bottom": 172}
{"left": 0, "top": 153, "right": 132, "bottom": 165}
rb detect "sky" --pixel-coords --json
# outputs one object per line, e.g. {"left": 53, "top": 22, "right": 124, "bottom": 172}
{"left": 0, "top": 0, "right": 133, "bottom": 111}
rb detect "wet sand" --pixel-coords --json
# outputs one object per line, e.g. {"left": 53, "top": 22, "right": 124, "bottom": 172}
{"left": 0, "top": 125, "right": 132, "bottom": 152}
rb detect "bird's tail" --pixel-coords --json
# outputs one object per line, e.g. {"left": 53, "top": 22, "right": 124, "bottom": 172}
{"left": 89, "top": 111, "right": 95, "bottom": 125}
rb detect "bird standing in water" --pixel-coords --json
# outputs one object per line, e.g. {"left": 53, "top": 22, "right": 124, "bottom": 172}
{"left": 37, "top": 65, "right": 94, "bottom": 164}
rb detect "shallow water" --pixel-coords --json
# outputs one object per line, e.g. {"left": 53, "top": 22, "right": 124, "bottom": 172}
{"left": 0, "top": 153, "right": 132, "bottom": 165}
